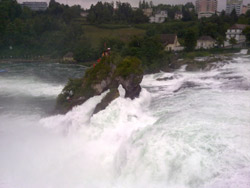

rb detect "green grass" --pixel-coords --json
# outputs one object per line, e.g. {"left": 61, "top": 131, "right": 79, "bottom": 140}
{"left": 181, "top": 51, "right": 211, "bottom": 59}
{"left": 83, "top": 25, "right": 146, "bottom": 48}
{"left": 95, "top": 24, "right": 131, "bottom": 29}
{"left": 180, "top": 48, "right": 242, "bottom": 60}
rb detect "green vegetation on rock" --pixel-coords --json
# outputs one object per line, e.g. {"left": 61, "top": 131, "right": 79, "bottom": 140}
{"left": 56, "top": 55, "right": 144, "bottom": 114}
{"left": 84, "top": 57, "right": 112, "bottom": 85}
{"left": 115, "top": 56, "right": 143, "bottom": 79}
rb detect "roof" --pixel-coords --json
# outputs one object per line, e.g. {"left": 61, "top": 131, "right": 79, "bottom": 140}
{"left": 230, "top": 24, "right": 248, "bottom": 30}
{"left": 156, "top": 10, "right": 168, "bottom": 15}
{"left": 198, "top": 36, "right": 216, "bottom": 42}
{"left": 161, "top": 34, "right": 177, "bottom": 45}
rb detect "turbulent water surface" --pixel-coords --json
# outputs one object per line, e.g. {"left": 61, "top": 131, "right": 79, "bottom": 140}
{"left": 0, "top": 57, "right": 250, "bottom": 188}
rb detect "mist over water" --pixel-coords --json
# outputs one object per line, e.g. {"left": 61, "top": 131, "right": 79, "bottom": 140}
{"left": 0, "top": 57, "right": 250, "bottom": 188}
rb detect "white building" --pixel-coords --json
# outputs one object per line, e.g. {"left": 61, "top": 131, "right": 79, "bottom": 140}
{"left": 161, "top": 34, "right": 184, "bottom": 51}
{"left": 224, "top": 24, "right": 247, "bottom": 46}
{"left": 22, "top": 2, "right": 48, "bottom": 11}
{"left": 226, "top": 0, "right": 243, "bottom": 15}
{"left": 175, "top": 11, "right": 183, "bottom": 20}
{"left": 142, "top": 8, "right": 153, "bottom": 17}
{"left": 196, "top": 36, "right": 216, "bottom": 49}
{"left": 150, "top": 11, "right": 168, "bottom": 23}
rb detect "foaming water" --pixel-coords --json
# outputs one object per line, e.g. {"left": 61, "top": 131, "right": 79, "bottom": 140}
{"left": 0, "top": 62, "right": 86, "bottom": 115}
{"left": 0, "top": 76, "right": 63, "bottom": 97}
{"left": 0, "top": 57, "right": 250, "bottom": 188}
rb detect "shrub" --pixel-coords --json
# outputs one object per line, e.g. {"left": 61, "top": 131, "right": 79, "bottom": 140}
{"left": 114, "top": 56, "right": 143, "bottom": 78}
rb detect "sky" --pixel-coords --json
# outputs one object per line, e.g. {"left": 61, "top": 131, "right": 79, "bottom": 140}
{"left": 17, "top": 0, "right": 250, "bottom": 10}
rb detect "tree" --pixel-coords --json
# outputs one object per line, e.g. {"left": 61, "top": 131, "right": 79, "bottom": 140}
{"left": 131, "top": 9, "right": 148, "bottom": 23}
{"left": 184, "top": 29, "right": 197, "bottom": 51}
{"left": 184, "top": 2, "right": 195, "bottom": 9}
{"left": 48, "top": 0, "right": 64, "bottom": 16}
{"left": 115, "top": 2, "right": 133, "bottom": 22}
{"left": 243, "top": 26, "right": 250, "bottom": 43}
{"left": 229, "top": 37, "right": 237, "bottom": 48}
{"left": 122, "top": 36, "right": 164, "bottom": 66}
{"left": 73, "top": 40, "right": 96, "bottom": 62}
{"left": 87, "top": 2, "right": 114, "bottom": 23}
{"left": 216, "top": 35, "right": 226, "bottom": 48}
{"left": 246, "top": 10, "right": 250, "bottom": 18}
{"left": 230, "top": 9, "right": 238, "bottom": 23}
{"left": 139, "top": 0, "right": 149, "bottom": 9}
{"left": 182, "top": 6, "right": 195, "bottom": 22}
{"left": 199, "top": 22, "right": 218, "bottom": 39}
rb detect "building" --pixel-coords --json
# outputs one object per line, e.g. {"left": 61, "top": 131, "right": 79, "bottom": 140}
{"left": 63, "top": 52, "right": 75, "bottom": 62}
{"left": 150, "top": 11, "right": 168, "bottom": 23}
{"left": 198, "top": 12, "right": 216, "bottom": 18}
{"left": 195, "top": 0, "right": 218, "bottom": 18}
{"left": 241, "top": 4, "right": 250, "bottom": 14}
{"left": 81, "top": 12, "right": 89, "bottom": 17}
{"left": 22, "top": 2, "right": 48, "bottom": 11}
{"left": 224, "top": 24, "right": 247, "bottom": 46}
{"left": 175, "top": 11, "right": 183, "bottom": 20}
{"left": 242, "top": 5, "right": 248, "bottom": 14}
{"left": 196, "top": 36, "right": 216, "bottom": 49}
{"left": 161, "top": 34, "right": 184, "bottom": 51}
{"left": 226, "top": 0, "right": 243, "bottom": 15}
{"left": 142, "top": 8, "right": 153, "bottom": 17}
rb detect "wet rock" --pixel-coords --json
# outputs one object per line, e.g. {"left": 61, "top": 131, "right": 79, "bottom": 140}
{"left": 55, "top": 56, "right": 143, "bottom": 114}
{"left": 117, "top": 74, "right": 143, "bottom": 99}
{"left": 93, "top": 88, "right": 120, "bottom": 114}
{"left": 156, "top": 76, "right": 174, "bottom": 81}
{"left": 174, "top": 81, "right": 200, "bottom": 93}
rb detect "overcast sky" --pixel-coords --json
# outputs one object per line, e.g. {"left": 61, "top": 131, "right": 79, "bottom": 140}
{"left": 17, "top": 0, "right": 250, "bottom": 10}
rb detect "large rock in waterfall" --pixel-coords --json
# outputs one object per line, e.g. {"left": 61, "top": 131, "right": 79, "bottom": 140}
{"left": 55, "top": 56, "right": 143, "bottom": 114}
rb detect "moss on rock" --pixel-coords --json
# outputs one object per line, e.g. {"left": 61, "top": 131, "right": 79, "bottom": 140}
{"left": 114, "top": 56, "right": 143, "bottom": 79}
{"left": 55, "top": 55, "right": 144, "bottom": 114}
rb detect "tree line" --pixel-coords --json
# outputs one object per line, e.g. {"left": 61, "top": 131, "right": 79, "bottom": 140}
{"left": 0, "top": 0, "right": 83, "bottom": 58}
{"left": 87, "top": 1, "right": 148, "bottom": 24}
{"left": 2, "top": 0, "right": 250, "bottom": 70}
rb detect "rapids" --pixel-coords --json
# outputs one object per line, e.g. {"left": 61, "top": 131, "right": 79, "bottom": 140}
{"left": 0, "top": 56, "right": 250, "bottom": 188}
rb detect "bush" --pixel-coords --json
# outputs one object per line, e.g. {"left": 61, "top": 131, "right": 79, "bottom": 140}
{"left": 114, "top": 56, "right": 143, "bottom": 78}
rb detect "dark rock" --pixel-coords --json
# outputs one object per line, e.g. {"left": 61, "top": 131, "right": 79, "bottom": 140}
{"left": 117, "top": 74, "right": 143, "bottom": 99}
{"left": 93, "top": 88, "right": 120, "bottom": 114}
{"left": 55, "top": 56, "right": 143, "bottom": 114}
{"left": 174, "top": 81, "right": 200, "bottom": 93}
{"left": 156, "top": 76, "right": 174, "bottom": 81}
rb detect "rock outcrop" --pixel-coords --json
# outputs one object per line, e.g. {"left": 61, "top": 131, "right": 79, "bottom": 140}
{"left": 55, "top": 56, "right": 143, "bottom": 114}
{"left": 93, "top": 88, "right": 120, "bottom": 114}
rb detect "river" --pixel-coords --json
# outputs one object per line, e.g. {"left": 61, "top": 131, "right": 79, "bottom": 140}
{"left": 0, "top": 56, "right": 250, "bottom": 188}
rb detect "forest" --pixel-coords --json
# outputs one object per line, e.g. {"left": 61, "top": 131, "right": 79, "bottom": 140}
{"left": 1, "top": 0, "right": 250, "bottom": 71}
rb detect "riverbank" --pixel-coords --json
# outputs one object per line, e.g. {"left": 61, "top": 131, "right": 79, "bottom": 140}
{"left": 0, "top": 48, "right": 244, "bottom": 74}
{"left": 0, "top": 58, "right": 59, "bottom": 64}
{"left": 157, "top": 48, "right": 243, "bottom": 73}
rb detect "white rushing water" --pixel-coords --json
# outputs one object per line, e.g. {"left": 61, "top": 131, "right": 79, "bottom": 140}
{"left": 0, "top": 56, "right": 250, "bottom": 188}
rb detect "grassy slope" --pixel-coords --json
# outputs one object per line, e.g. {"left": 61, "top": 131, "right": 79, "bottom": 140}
{"left": 83, "top": 25, "right": 146, "bottom": 48}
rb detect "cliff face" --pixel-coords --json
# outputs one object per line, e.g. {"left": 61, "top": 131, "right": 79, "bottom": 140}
{"left": 55, "top": 56, "right": 143, "bottom": 114}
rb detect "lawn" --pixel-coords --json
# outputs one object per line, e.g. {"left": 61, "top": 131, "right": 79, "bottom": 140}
{"left": 83, "top": 25, "right": 146, "bottom": 48}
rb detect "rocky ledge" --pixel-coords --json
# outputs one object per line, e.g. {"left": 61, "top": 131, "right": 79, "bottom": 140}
{"left": 55, "top": 56, "right": 143, "bottom": 114}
